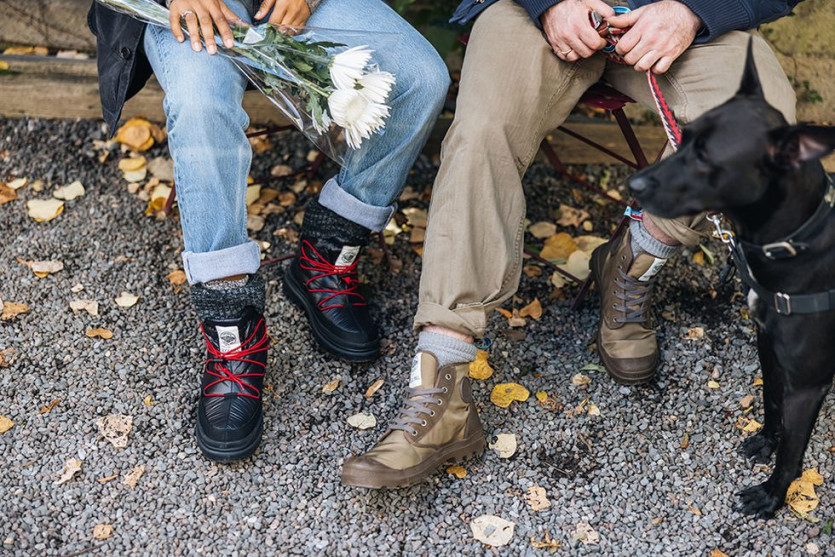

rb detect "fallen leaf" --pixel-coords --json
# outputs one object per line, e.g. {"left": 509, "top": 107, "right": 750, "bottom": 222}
{"left": 571, "top": 522, "right": 599, "bottom": 545}
{"left": 96, "top": 414, "right": 133, "bottom": 448}
{"left": 529, "top": 221, "right": 557, "bottom": 239}
{"left": 346, "top": 412, "right": 376, "bottom": 430}
{"left": 736, "top": 417, "right": 763, "bottom": 434}
{"left": 143, "top": 395, "right": 154, "bottom": 406}
{"left": 55, "top": 458, "right": 83, "bottom": 485}
{"left": 71, "top": 284, "right": 85, "bottom": 293}
{"left": 270, "top": 164, "right": 294, "bottom": 177}
{"left": 322, "top": 376, "right": 341, "bottom": 393}
{"left": 469, "top": 350, "right": 494, "bottom": 380}
{"left": 495, "top": 308, "right": 512, "bottom": 319}
{"left": 556, "top": 204, "right": 590, "bottom": 228}
{"left": 692, "top": 251, "right": 705, "bottom": 266}
{"left": 97, "top": 473, "right": 119, "bottom": 483}
{"left": 740, "top": 394, "right": 755, "bottom": 409}
{"left": 587, "top": 403, "right": 601, "bottom": 416}
{"left": 145, "top": 183, "right": 171, "bottom": 215}
{"left": 687, "top": 503, "right": 702, "bottom": 516}
{"left": 18, "top": 259, "right": 64, "bottom": 278}
{"left": 490, "top": 383, "right": 530, "bottom": 408}
{"left": 507, "top": 308, "right": 527, "bottom": 328}
{"left": 580, "top": 363, "right": 606, "bottom": 373}
{"left": 530, "top": 531, "right": 562, "bottom": 550}
{"left": 27, "top": 198, "right": 64, "bottom": 222}
{"left": 166, "top": 269, "right": 187, "bottom": 286}
{"left": 571, "top": 373, "right": 591, "bottom": 387}
{"left": 687, "top": 327, "right": 705, "bottom": 340}
{"left": 557, "top": 250, "right": 591, "bottom": 281}
{"left": 787, "top": 469, "right": 824, "bottom": 515}
{"left": 0, "top": 184, "right": 17, "bottom": 205}
{"left": 535, "top": 391, "right": 548, "bottom": 403}
{"left": 115, "top": 117, "right": 155, "bottom": 151}
{"left": 365, "top": 379, "right": 384, "bottom": 398}
{"left": 7, "top": 177, "right": 28, "bottom": 190}
{"left": 753, "top": 377, "right": 763, "bottom": 387}
{"left": 522, "top": 264, "right": 542, "bottom": 278}
{"left": 115, "top": 292, "right": 139, "bottom": 308}
{"left": 550, "top": 271, "right": 566, "bottom": 289}
{"left": 540, "top": 232, "right": 577, "bottom": 261}
{"left": 707, "top": 380, "right": 720, "bottom": 390}
{"left": 245, "top": 185, "right": 262, "bottom": 207}
{"left": 122, "top": 465, "right": 146, "bottom": 488}
{"left": 39, "top": 399, "right": 60, "bottom": 414}
{"left": 806, "top": 542, "right": 820, "bottom": 555}
{"left": 574, "top": 235, "right": 608, "bottom": 254}
{"left": 488, "top": 433, "right": 517, "bottom": 458}
{"left": 118, "top": 156, "right": 147, "bottom": 172}
{"left": 124, "top": 168, "right": 147, "bottom": 183}
{"left": 86, "top": 328, "right": 114, "bottom": 339}
{"left": 69, "top": 300, "right": 99, "bottom": 316}
{"left": 0, "top": 347, "right": 13, "bottom": 368}
{"left": 1, "top": 302, "right": 29, "bottom": 321}
{"left": 526, "top": 486, "right": 551, "bottom": 511}
{"left": 446, "top": 465, "right": 467, "bottom": 479}
{"left": 519, "top": 298, "right": 542, "bottom": 320}
{"left": 52, "top": 181, "right": 85, "bottom": 201}
{"left": 0, "top": 416, "right": 13, "bottom": 433}
{"left": 710, "top": 550, "right": 729, "bottom": 557}
{"left": 402, "top": 207, "right": 427, "bottom": 228}
{"left": 92, "top": 524, "right": 113, "bottom": 541}
{"left": 471, "top": 515, "right": 515, "bottom": 547}
{"left": 247, "top": 214, "right": 265, "bottom": 232}
{"left": 681, "top": 432, "right": 690, "bottom": 449}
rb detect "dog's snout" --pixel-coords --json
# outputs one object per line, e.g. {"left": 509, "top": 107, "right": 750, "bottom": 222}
{"left": 628, "top": 174, "right": 652, "bottom": 194}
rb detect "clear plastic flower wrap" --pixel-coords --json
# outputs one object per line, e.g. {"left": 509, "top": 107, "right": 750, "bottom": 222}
{"left": 95, "top": 0, "right": 399, "bottom": 163}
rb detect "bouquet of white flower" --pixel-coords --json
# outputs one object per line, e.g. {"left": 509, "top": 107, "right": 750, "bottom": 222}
{"left": 96, "top": 0, "right": 397, "bottom": 159}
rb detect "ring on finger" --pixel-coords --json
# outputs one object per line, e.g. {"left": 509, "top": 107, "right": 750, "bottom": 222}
{"left": 181, "top": 9, "right": 195, "bottom": 17}
{"left": 559, "top": 48, "right": 573, "bottom": 56}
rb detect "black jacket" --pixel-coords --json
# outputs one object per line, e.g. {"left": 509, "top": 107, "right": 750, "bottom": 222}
{"left": 87, "top": 1, "right": 158, "bottom": 132}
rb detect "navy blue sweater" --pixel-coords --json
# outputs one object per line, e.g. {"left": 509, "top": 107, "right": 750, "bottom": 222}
{"left": 451, "top": 0, "right": 803, "bottom": 44}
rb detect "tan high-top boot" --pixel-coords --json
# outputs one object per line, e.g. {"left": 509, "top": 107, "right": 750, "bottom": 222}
{"left": 341, "top": 352, "right": 484, "bottom": 489}
{"left": 590, "top": 229, "right": 667, "bottom": 385}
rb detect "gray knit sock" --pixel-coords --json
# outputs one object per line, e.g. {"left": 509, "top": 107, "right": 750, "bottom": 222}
{"left": 629, "top": 219, "right": 680, "bottom": 259}
{"left": 302, "top": 199, "right": 370, "bottom": 251}
{"left": 416, "top": 331, "right": 478, "bottom": 368}
{"left": 190, "top": 273, "right": 265, "bottom": 322}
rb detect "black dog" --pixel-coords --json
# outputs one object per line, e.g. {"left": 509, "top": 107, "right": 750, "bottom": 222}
{"left": 628, "top": 42, "right": 835, "bottom": 518}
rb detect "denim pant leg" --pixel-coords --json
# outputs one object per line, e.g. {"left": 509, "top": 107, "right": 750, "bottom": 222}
{"left": 143, "top": 0, "right": 261, "bottom": 284}
{"left": 308, "top": 0, "right": 451, "bottom": 232}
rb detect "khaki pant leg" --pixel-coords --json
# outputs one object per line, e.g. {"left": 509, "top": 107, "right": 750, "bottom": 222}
{"left": 413, "top": 0, "right": 604, "bottom": 338}
{"left": 603, "top": 30, "right": 797, "bottom": 246}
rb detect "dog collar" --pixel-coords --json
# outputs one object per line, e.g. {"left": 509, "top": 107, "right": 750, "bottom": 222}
{"left": 740, "top": 174, "right": 835, "bottom": 260}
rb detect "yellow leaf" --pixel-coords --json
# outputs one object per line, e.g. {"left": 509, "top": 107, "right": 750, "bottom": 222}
{"left": 494, "top": 308, "right": 512, "bottom": 319}
{"left": 52, "top": 181, "right": 85, "bottom": 201}
{"left": 490, "top": 383, "right": 530, "bottom": 408}
{"left": 27, "top": 198, "right": 64, "bottom": 222}
{"left": 687, "top": 327, "right": 705, "bottom": 340}
{"left": 166, "top": 269, "right": 187, "bottom": 285}
{"left": 365, "top": 379, "right": 384, "bottom": 398}
{"left": 710, "top": 550, "right": 730, "bottom": 557}
{"left": 736, "top": 417, "right": 763, "bottom": 433}
{"left": 115, "top": 118, "right": 155, "bottom": 151}
{"left": 786, "top": 469, "right": 823, "bottom": 515}
{"left": 571, "top": 373, "right": 591, "bottom": 387}
{"left": 322, "top": 376, "right": 341, "bottom": 393}
{"left": 469, "top": 350, "right": 494, "bottom": 380}
{"left": 1, "top": 302, "right": 29, "bottom": 321}
{"left": 143, "top": 395, "right": 154, "bottom": 406}
{"left": 540, "top": 232, "right": 578, "bottom": 261}
{"left": 86, "top": 328, "right": 114, "bottom": 339}
{"left": 802, "top": 468, "right": 824, "bottom": 486}
{"left": 446, "top": 465, "right": 467, "bottom": 479}
{"left": 0, "top": 60, "right": 8, "bottom": 71}
{"left": 0, "top": 415, "right": 13, "bottom": 434}
{"left": 692, "top": 251, "right": 705, "bottom": 266}
{"left": 707, "top": 380, "right": 720, "bottom": 390}
{"left": 118, "top": 156, "right": 147, "bottom": 171}
{"left": 0, "top": 183, "right": 18, "bottom": 205}
{"left": 535, "top": 391, "right": 548, "bottom": 403}
{"left": 115, "top": 292, "right": 139, "bottom": 308}
{"left": 753, "top": 377, "right": 764, "bottom": 387}
{"left": 519, "top": 298, "right": 542, "bottom": 320}
{"left": 92, "top": 524, "right": 113, "bottom": 540}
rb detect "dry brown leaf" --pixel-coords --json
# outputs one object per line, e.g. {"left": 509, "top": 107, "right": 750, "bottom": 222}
{"left": 587, "top": 402, "right": 601, "bottom": 416}
{"left": 322, "top": 376, "right": 341, "bottom": 393}
{"left": 18, "top": 259, "right": 64, "bottom": 278}
{"left": 710, "top": 550, "right": 729, "bottom": 557}
{"left": 123, "top": 465, "right": 146, "bottom": 488}
{"left": 687, "top": 327, "right": 706, "bottom": 340}
{"left": 753, "top": 377, "right": 763, "bottom": 387}
{"left": 446, "top": 465, "right": 467, "bottom": 479}
{"left": 571, "top": 373, "right": 591, "bottom": 387}
{"left": 556, "top": 204, "right": 590, "bottom": 228}
{"left": 1, "top": 302, "right": 29, "bottom": 321}
{"left": 526, "top": 486, "right": 551, "bottom": 511}
{"left": 519, "top": 298, "right": 542, "bottom": 320}
{"left": 365, "top": 379, "right": 384, "bottom": 398}
{"left": 687, "top": 503, "right": 702, "bottom": 516}
{"left": 469, "top": 350, "right": 494, "bottom": 380}
{"left": 39, "top": 399, "right": 60, "bottom": 414}
{"left": 145, "top": 184, "right": 171, "bottom": 215}
{"left": 27, "top": 198, "right": 64, "bottom": 222}
{"left": 247, "top": 214, "right": 265, "bottom": 232}
{"left": 0, "top": 183, "right": 17, "bottom": 205}
{"left": 92, "top": 524, "right": 113, "bottom": 541}
{"left": 471, "top": 515, "right": 515, "bottom": 547}
{"left": 86, "top": 328, "right": 114, "bottom": 340}
{"left": 530, "top": 531, "right": 562, "bottom": 550}
{"left": 346, "top": 412, "right": 376, "bottom": 430}
{"left": 490, "top": 383, "right": 530, "bottom": 409}
{"left": 508, "top": 308, "right": 527, "bottom": 328}
{"left": 70, "top": 300, "right": 99, "bottom": 316}
{"left": 402, "top": 207, "right": 428, "bottom": 228}
{"left": 0, "top": 347, "right": 13, "bottom": 369}
{"left": 735, "top": 417, "right": 763, "bottom": 434}
{"left": 97, "top": 473, "right": 119, "bottom": 483}
{"left": 96, "top": 414, "right": 133, "bottom": 449}
{"left": 572, "top": 522, "right": 599, "bottom": 545}
{"left": 409, "top": 227, "right": 425, "bottom": 244}
{"left": 557, "top": 250, "right": 591, "bottom": 281}
{"left": 540, "top": 232, "right": 578, "bottom": 261}
{"left": 494, "top": 308, "right": 512, "bottom": 319}
{"left": 550, "top": 271, "right": 566, "bottom": 289}
{"left": 522, "top": 264, "right": 542, "bottom": 278}
{"left": 740, "top": 394, "right": 755, "bottom": 409}
{"left": 0, "top": 415, "right": 13, "bottom": 434}
{"left": 488, "top": 433, "right": 518, "bottom": 458}
{"left": 270, "top": 164, "right": 294, "bottom": 177}
{"left": 115, "top": 118, "right": 155, "bottom": 151}
{"left": 681, "top": 432, "right": 690, "bottom": 449}
{"left": 53, "top": 181, "right": 85, "bottom": 201}
{"left": 528, "top": 221, "right": 557, "bottom": 239}
{"left": 54, "top": 458, "right": 83, "bottom": 485}
{"left": 115, "top": 292, "right": 139, "bottom": 308}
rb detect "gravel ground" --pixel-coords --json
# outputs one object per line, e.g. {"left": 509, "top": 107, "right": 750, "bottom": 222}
{"left": 1, "top": 117, "right": 834, "bottom": 557}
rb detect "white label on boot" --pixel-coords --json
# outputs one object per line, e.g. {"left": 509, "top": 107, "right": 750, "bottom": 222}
{"left": 216, "top": 326, "right": 241, "bottom": 353}
{"left": 638, "top": 257, "right": 668, "bottom": 282}
{"left": 409, "top": 354, "right": 423, "bottom": 389}
{"left": 335, "top": 245, "right": 360, "bottom": 267}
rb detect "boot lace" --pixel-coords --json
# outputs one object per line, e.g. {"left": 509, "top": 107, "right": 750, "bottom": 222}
{"left": 200, "top": 318, "right": 269, "bottom": 399}
{"left": 299, "top": 240, "right": 367, "bottom": 310}
{"left": 390, "top": 387, "right": 446, "bottom": 436}
{"left": 612, "top": 268, "right": 654, "bottom": 324}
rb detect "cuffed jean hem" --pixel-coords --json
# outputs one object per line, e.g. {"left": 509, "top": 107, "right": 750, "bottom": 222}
{"left": 413, "top": 301, "right": 488, "bottom": 340}
{"left": 182, "top": 241, "right": 262, "bottom": 285}
{"left": 318, "top": 177, "right": 397, "bottom": 233}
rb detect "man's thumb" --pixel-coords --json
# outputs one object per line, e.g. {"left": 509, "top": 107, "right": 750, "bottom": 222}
{"left": 588, "top": 0, "right": 616, "bottom": 18}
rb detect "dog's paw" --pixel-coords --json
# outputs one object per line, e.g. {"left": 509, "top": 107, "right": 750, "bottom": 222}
{"left": 739, "top": 432, "right": 777, "bottom": 463}
{"left": 737, "top": 484, "right": 782, "bottom": 518}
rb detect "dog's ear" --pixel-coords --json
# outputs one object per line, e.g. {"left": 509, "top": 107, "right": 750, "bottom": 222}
{"left": 768, "top": 125, "right": 835, "bottom": 168}
{"left": 737, "top": 38, "right": 764, "bottom": 99}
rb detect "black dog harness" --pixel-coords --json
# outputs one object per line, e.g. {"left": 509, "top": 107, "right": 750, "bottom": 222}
{"left": 710, "top": 176, "right": 835, "bottom": 315}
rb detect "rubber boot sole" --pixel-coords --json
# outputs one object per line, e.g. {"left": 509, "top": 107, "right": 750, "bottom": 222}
{"left": 283, "top": 266, "right": 379, "bottom": 362}
{"left": 340, "top": 433, "right": 485, "bottom": 489}
{"left": 195, "top": 414, "right": 263, "bottom": 463}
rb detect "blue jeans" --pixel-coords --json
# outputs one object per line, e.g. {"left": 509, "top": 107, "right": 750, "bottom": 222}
{"left": 143, "top": 0, "right": 450, "bottom": 284}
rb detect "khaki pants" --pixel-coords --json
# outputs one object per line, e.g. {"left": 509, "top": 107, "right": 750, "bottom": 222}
{"left": 414, "top": 0, "right": 796, "bottom": 338}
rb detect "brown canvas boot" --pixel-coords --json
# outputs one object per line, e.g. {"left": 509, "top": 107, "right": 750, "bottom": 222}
{"left": 590, "top": 229, "right": 667, "bottom": 385}
{"left": 341, "top": 352, "right": 484, "bottom": 489}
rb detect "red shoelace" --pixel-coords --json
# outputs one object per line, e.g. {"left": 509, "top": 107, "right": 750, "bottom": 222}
{"left": 298, "top": 239, "right": 367, "bottom": 310}
{"left": 200, "top": 318, "right": 269, "bottom": 399}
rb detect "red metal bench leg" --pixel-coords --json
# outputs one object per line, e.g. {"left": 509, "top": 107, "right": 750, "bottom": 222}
{"left": 612, "top": 108, "right": 649, "bottom": 169}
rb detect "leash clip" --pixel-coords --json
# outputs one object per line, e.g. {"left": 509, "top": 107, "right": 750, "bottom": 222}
{"left": 774, "top": 292, "right": 792, "bottom": 315}
{"left": 707, "top": 212, "right": 735, "bottom": 252}
{"left": 762, "top": 241, "right": 797, "bottom": 259}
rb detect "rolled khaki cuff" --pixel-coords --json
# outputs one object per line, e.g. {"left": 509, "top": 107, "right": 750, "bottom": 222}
{"left": 644, "top": 212, "right": 710, "bottom": 248}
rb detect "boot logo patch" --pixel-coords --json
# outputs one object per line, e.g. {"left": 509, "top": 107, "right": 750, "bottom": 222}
{"left": 409, "top": 354, "right": 423, "bottom": 389}
{"left": 335, "top": 246, "right": 360, "bottom": 267}
{"left": 638, "top": 257, "right": 667, "bottom": 282}
{"left": 216, "top": 326, "right": 241, "bottom": 353}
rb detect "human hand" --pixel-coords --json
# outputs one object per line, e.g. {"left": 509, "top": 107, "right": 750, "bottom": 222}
{"left": 255, "top": 0, "right": 311, "bottom": 29}
{"left": 607, "top": 1, "right": 702, "bottom": 74}
{"left": 541, "top": 0, "right": 615, "bottom": 62}
{"left": 169, "top": 0, "right": 239, "bottom": 54}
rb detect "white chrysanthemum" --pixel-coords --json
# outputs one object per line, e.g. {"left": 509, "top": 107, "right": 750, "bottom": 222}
{"left": 357, "top": 71, "right": 396, "bottom": 104}
{"left": 329, "top": 46, "right": 373, "bottom": 91}
{"left": 327, "top": 88, "right": 390, "bottom": 149}
{"left": 311, "top": 108, "right": 332, "bottom": 134}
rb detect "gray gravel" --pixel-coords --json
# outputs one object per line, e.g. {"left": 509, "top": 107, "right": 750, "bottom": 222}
{"left": 1, "top": 117, "right": 833, "bottom": 556}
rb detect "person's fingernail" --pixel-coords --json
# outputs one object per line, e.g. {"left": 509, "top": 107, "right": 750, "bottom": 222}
{"left": 225, "top": 38, "right": 234, "bottom": 47}
{"left": 255, "top": 10, "right": 262, "bottom": 18}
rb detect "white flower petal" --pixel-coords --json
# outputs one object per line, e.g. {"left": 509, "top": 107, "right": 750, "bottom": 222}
{"left": 330, "top": 46, "right": 373, "bottom": 91}
{"left": 358, "top": 71, "right": 396, "bottom": 104}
